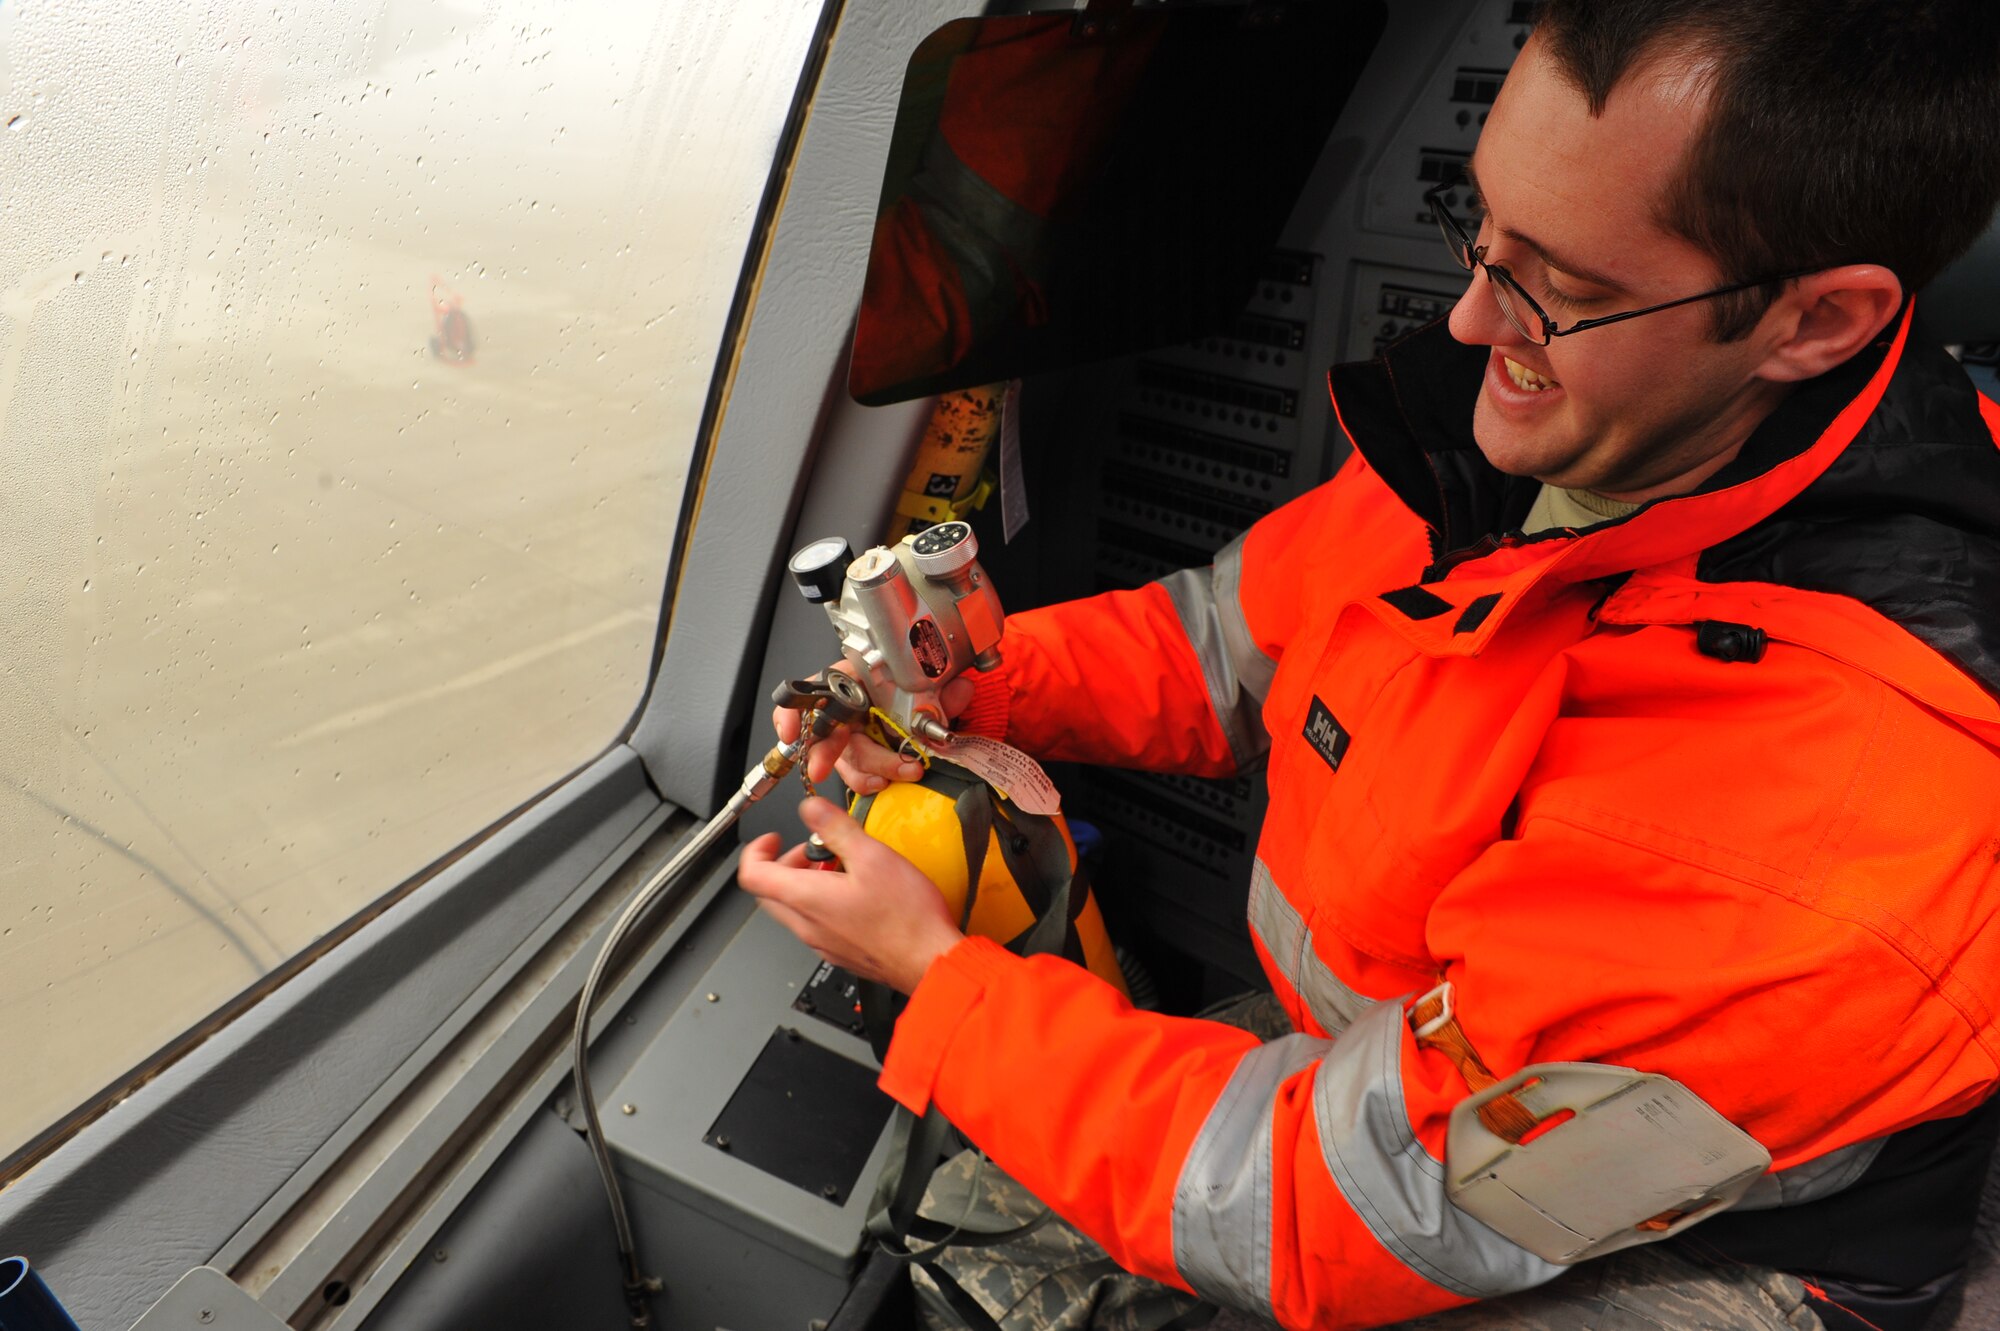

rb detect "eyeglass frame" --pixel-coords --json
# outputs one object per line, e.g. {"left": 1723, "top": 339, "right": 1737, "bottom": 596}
{"left": 1425, "top": 182, "right": 1819, "bottom": 344}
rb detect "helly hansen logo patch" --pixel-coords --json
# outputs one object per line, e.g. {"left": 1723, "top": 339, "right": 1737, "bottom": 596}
{"left": 1303, "top": 696, "right": 1351, "bottom": 772}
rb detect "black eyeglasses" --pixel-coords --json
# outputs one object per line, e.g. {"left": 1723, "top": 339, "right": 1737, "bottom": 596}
{"left": 1426, "top": 183, "right": 1816, "bottom": 345}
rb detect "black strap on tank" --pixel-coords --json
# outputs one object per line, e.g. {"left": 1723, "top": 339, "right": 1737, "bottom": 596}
{"left": 953, "top": 778, "right": 996, "bottom": 934}
{"left": 988, "top": 796, "right": 1090, "bottom": 966}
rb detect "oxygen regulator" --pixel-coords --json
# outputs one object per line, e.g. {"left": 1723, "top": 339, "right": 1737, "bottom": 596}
{"left": 786, "top": 519, "right": 1004, "bottom": 747}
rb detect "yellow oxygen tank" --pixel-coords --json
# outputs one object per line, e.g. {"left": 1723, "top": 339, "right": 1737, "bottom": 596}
{"left": 855, "top": 765, "right": 1127, "bottom": 995}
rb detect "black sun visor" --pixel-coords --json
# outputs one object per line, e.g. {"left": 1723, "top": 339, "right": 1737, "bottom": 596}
{"left": 849, "top": 0, "right": 1387, "bottom": 406}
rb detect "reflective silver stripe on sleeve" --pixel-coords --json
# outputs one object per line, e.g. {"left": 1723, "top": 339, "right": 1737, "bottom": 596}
{"left": 1212, "top": 533, "right": 1278, "bottom": 706}
{"left": 1313, "top": 1001, "right": 1568, "bottom": 1299}
{"left": 1158, "top": 533, "right": 1274, "bottom": 771}
{"left": 1247, "top": 860, "right": 1371, "bottom": 1036}
{"left": 1734, "top": 1136, "right": 1887, "bottom": 1210}
{"left": 1172, "top": 1033, "right": 1331, "bottom": 1315}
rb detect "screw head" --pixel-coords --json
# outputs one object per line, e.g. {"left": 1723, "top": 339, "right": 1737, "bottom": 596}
{"left": 705, "top": 992, "right": 720, "bottom": 1003}
{"left": 621, "top": 1103, "right": 637, "bottom": 1115}
{"left": 198, "top": 1313, "right": 215, "bottom": 1326}
{"left": 433, "top": 1248, "right": 448, "bottom": 1263}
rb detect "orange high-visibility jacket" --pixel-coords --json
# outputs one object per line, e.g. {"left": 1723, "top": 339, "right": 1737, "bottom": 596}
{"left": 878, "top": 306, "right": 2000, "bottom": 1330}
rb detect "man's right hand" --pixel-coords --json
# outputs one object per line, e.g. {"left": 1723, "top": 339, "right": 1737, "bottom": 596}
{"left": 772, "top": 667, "right": 976, "bottom": 793}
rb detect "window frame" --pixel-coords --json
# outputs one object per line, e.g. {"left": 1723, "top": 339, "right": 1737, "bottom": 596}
{"left": 0, "top": 0, "right": 973, "bottom": 1323}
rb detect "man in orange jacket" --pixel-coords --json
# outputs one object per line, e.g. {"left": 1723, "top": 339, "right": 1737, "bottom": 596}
{"left": 740, "top": 2, "right": 2000, "bottom": 1328}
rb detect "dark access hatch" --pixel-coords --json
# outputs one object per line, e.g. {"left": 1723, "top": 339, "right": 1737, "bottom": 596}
{"left": 704, "top": 1027, "right": 895, "bottom": 1206}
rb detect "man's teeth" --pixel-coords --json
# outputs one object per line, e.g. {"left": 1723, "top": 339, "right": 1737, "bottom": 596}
{"left": 1504, "top": 356, "right": 1556, "bottom": 392}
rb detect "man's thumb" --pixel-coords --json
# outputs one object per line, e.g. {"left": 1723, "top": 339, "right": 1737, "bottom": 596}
{"left": 799, "top": 796, "right": 875, "bottom": 860}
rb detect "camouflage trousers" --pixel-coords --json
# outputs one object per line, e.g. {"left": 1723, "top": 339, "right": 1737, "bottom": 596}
{"left": 912, "top": 994, "right": 1822, "bottom": 1331}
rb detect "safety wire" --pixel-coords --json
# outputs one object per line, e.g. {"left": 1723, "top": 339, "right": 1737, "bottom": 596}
{"left": 869, "top": 705, "right": 936, "bottom": 769}
{"left": 570, "top": 720, "right": 818, "bottom": 1329}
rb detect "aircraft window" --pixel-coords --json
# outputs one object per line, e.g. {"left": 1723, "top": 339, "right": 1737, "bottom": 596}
{"left": 0, "top": 0, "right": 825, "bottom": 1167}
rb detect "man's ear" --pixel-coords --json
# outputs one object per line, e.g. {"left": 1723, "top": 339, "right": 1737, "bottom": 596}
{"left": 1752, "top": 265, "right": 1905, "bottom": 384}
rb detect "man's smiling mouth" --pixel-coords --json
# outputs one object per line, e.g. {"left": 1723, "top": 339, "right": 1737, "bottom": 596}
{"left": 1504, "top": 356, "right": 1557, "bottom": 392}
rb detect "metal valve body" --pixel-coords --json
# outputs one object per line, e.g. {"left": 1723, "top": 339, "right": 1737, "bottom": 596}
{"left": 795, "top": 521, "right": 1004, "bottom": 741}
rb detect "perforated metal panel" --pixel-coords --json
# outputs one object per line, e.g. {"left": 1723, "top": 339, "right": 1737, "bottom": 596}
{"left": 1051, "top": 250, "right": 1319, "bottom": 983}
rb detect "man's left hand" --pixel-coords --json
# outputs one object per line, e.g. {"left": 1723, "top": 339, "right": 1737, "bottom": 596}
{"left": 738, "top": 796, "right": 965, "bottom": 994}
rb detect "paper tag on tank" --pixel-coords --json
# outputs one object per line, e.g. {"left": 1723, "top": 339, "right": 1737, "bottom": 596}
{"left": 932, "top": 734, "right": 1062, "bottom": 815}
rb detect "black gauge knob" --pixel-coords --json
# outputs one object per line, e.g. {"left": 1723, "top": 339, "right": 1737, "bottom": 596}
{"left": 910, "top": 520, "right": 977, "bottom": 578}
{"left": 789, "top": 536, "right": 853, "bottom": 604}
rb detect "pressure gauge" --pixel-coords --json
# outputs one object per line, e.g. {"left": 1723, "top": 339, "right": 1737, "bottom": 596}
{"left": 788, "top": 536, "right": 854, "bottom": 604}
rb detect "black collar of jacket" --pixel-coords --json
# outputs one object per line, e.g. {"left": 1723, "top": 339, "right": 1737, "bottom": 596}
{"left": 1326, "top": 307, "right": 2000, "bottom": 699}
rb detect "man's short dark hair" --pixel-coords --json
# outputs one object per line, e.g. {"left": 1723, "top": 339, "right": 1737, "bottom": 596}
{"left": 1533, "top": 0, "right": 2000, "bottom": 340}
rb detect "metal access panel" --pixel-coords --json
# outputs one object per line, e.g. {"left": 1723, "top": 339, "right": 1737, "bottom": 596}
{"left": 1347, "top": 263, "right": 1466, "bottom": 360}
{"left": 602, "top": 905, "right": 899, "bottom": 1331}
{"left": 129, "top": 1269, "right": 288, "bottom": 1331}
{"left": 702, "top": 1027, "right": 895, "bottom": 1207}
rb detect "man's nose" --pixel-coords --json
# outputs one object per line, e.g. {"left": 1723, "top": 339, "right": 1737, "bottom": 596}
{"left": 1447, "top": 268, "right": 1519, "bottom": 348}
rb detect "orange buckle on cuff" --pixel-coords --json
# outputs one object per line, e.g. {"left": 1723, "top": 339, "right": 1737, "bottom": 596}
{"left": 1409, "top": 979, "right": 1541, "bottom": 1144}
